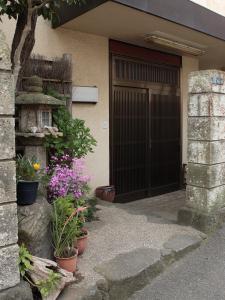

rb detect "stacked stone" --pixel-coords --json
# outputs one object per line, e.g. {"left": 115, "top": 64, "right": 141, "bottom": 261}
{"left": 0, "top": 31, "right": 19, "bottom": 290}
{"left": 179, "top": 70, "right": 225, "bottom": 232}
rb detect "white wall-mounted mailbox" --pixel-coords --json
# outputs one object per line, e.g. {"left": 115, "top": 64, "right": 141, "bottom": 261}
{"left": 72, "top": 86, "right": 98, "bottom": 103}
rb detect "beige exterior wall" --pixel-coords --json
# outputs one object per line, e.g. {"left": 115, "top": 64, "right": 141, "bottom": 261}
{"left": 0, "top": 16, "right": 200, "bottom": 188}
{"left": 181, "top": 56, "right": 199, "bottom": 164}
{"left": 190, "top": 0, "right": 225, "bottom": 16}
{"left": 0, "top": 17, "right": 109, "bottom": 190}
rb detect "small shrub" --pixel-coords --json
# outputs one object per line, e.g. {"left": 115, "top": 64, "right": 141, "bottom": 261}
{"left": 47, "top": 157, "right": 90, "bottom": 202}
{"left": 44, "top": 106, "right": 97, "bottom": 158}
{"left": 36, "top": 270, "right": 61, "bottom": 298}
{"left": 84, "top": 196, "right": 98, "bottom": 222}
{"left": 18, "top": 243, "right": 33, "bottom": 277}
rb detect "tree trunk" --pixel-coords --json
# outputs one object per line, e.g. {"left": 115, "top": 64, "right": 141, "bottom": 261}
{"left": 63, "top": 53, "right": 73, "bottom": 115}
{"left": 11, "top": 8, "right": 38, "bottom": 90}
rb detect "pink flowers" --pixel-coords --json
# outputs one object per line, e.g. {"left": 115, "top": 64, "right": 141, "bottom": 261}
{"left": 48, "top": 157, "right": 90, "bottom": 202}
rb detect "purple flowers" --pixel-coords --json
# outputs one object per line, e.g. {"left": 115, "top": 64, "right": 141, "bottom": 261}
{"left": 48, "top": 153, "right": 74, "bottom": 172}
{"left": 48, "top": 156, "right": 90, "bottom": 202}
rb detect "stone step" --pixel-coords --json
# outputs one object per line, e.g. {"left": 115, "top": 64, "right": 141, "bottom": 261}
{"left": 59, "top": 233, "right": 204, "bottom": 300}
{"left": 95, "top": 248, "right": 163, "bottom": 300}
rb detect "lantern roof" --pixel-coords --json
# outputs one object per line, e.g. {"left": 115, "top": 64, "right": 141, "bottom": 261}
{"left": 16, "top": 76, "right": 66, "bottom": 106}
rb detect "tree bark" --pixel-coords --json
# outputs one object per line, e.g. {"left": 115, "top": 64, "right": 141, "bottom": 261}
{"left": 11, "top": 6, "right": 38, "bottom": 90}
{"left": 63, "top": 53, "right": 73, "bottom": 115}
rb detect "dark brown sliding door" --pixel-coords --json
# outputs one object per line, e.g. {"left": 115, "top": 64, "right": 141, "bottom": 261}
{"left": 110, "top": 42, "right": 181, "bottom": 202}
{"left": 150, "top": 93, "right": 180, "bottom": 196}
{"left": 112, "top": 86, "right": 149, "bottom": 201}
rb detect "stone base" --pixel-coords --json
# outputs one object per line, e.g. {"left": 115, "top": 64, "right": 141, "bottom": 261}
{"left": 0, "top": 280, "right": 33, "bottom": 300}
{"left": 177, "top": 206, "right": 225, "bottom": 233}
{"left": 17, "top": 196, "right": 53, "bottom": 258}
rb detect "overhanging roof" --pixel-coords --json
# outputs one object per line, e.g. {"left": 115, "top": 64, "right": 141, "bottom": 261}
{"left": 54, "top": 0, "right": 225, "bottom": 42}
{"left": 53, "top": 0, "right": 107, "bottom": 28}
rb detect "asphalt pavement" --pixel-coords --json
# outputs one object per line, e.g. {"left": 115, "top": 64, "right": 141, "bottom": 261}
{"left": 130, "top": 225, "right": 225, "bottom": 300}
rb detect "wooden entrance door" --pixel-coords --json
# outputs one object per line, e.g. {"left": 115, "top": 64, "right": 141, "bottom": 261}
{"left": 110, "top": 44, "right": 181, "bottom": 202}
{"left": 112, "top": 86, "right": 149, "bottom": 200}
{"left": 150, "top": 91, "right": 181, "bottom": 196}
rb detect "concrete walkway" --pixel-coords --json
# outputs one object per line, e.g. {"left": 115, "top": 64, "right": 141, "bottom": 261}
{"left": 59, "top": 191, "right": 206, "bottom": 300}
{"left": 130, "top": 224, "right": 225, "bottom": 300}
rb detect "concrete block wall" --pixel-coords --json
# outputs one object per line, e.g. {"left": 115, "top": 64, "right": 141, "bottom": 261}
{"left": 0, "top": 31, "right": 20, "bottom": 290}
{"left": 187, "top": 70, "right": 225, "bottom": 214}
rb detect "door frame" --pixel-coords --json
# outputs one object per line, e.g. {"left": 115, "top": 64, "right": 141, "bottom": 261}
{"left": 109, "top": 40, "right": 182, "bottom": 201}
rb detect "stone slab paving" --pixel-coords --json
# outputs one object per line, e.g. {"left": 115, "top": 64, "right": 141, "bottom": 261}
{"left": 59, "top": 191, "right": 205, "bottom": 300}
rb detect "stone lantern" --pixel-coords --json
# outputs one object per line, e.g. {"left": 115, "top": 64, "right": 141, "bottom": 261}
{"left": 16, "top": 76, "right": 65, "bottom": 167}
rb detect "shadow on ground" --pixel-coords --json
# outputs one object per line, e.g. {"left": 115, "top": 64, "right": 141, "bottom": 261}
{"left": 116, "top": 190, "right": 186, "bottom": 224}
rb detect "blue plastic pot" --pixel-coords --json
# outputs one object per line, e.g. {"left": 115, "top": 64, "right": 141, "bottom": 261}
{"left": 17, "top": 181, "right": 39, "bottom": 206}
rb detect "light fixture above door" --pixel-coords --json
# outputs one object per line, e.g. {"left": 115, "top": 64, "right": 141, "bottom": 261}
{"left": 145, "top": 33, "right": 206, "bottom": 56}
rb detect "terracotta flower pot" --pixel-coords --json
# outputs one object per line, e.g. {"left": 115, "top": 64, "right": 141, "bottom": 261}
{"left": 76, "top": 231, "right": 88, "bottom": 255}
{"left": 95, "top": 185, "right": 115, "bottom": 202}
{"left": 55, "top": 249, "right": 78, "bottom": 273}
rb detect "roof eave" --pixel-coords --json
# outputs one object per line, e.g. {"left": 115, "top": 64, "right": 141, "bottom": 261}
{"left": 53, "top": 0, "right": 225, "bottom": 43}
{"left": 52, "top": 0, "right": 108, "bottom": 28}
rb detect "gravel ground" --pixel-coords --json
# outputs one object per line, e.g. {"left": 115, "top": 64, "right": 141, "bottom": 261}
{"left": 60, "top": 191, "right": 203, "bottom": 298}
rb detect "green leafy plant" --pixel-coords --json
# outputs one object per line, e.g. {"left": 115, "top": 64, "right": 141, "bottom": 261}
{"left": 74, "top": 196, "right": 96, "bottom": 237}
{"left": 84, "top": 196, "right": 98, "bottom": 222}
{"left": 52, "top": 195, "right": 79, "bottom": 257}
{"left": 18, "top": 244, "right": 62, "bottom": 298}
{"left": 45, "top": 106, "right": 97, "bottom": 158}
{"left": 18, "top": 243, "right": 33, "bottom": 277}
{"left": 45, "top": 87, "right": 69, "bottom": 102}
{"left": 36, "top": 270, "right": 61, "bottom": 298}
{"left": 76, "top": 202, "right": 87, "bottom": 238}
{"left": 16, "top": 154, "right": 42, "bottom": 182}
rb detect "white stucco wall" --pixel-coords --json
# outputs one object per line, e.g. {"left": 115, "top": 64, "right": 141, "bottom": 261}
{"left": 34, "top": 23, "right": 110, "bottom": 190}
{"left": 0, "top": 15, "right": 200, "bottom": 189}
{"left": 0, "top": 17, "right": 110, "bottom": 190}
{"left": 190, "top": 0, "right": 225, "bottom": 16}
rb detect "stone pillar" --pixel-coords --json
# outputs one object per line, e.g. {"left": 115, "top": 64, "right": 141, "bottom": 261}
{"left": 178, "top": 70, "right": 225, "bottom": 232}
{"left": 0, "top": 31, "right": 20, "bottom": 290}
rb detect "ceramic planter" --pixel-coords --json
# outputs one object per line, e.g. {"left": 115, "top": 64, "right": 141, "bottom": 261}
{"left": 76, "top": 230, "right": 88, "bottom": 255}
{"left": 95, "top": 185, "right": 115, "bottom": 202}
{"left": 17, "top": 181, "right": 39, "bottom": 205}
{"left": 55, "top": 249, "right": 78, "bottom": 273}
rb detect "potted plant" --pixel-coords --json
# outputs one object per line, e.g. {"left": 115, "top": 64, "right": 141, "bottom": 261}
{"left": 73, "top": 197, "right": 88, "bottom": 255}
{"left": 76, "top": 226, "right": 88, "bottom": 256}
{"left": 75, "top": 208, "right": 89, "bottom": 256}
{"left": 51, "top": 195, "right": 79, "bottom": 273}
{"left": 16, "top": 155, "right": 42, "bottom": 205}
